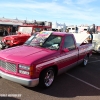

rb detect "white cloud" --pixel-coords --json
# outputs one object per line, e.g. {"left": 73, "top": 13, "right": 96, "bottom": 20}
{"left": 63, "top": 0, "right": 73, "bottom": 5}
{"left": 0, "top": 0, "right": 100, "bottom": 25}
{"left": 52, "top": 0, "right": 58, "bottom": 2}
{"left": 76, "top": 0, "right": 96, "bottom": 4}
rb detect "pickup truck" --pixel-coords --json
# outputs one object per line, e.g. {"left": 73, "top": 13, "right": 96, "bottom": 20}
{"left": 0, "top": 31, "right": 93, "bottom": 88}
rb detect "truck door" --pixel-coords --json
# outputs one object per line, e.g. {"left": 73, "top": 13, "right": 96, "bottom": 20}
{"left": 59, "top": 35, "right": 79, "bottom": 70}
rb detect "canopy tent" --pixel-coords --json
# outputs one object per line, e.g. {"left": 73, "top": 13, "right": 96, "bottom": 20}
{"left": 52, "top": 22, "right": 66, "bottom": 31}
{"left": 0, "top": 18, "right": 23, "bottom": 25}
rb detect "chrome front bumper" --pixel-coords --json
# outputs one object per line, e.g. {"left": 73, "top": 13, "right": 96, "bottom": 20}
{"left": 0, "top": 71, "right": 39, "bottom": 87}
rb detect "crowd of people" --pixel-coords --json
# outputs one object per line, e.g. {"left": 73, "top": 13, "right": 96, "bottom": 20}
{"left": 0, "top": 26, "right": 18, "bottom": 36}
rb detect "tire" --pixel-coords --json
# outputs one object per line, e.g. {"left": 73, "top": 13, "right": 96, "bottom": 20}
{"left": 5, "top": 45, "right": 9, "bottom": 49}
{"left": 0, "top": 46, "right": 5, "bottom": 50}
{"left": 39, "top": 68, "right": 55, "bottom": 88}
{"left": 0, "top": 42, "right": 6, "bottom": 49}
{"left": 82, "top": 55, "right": 89, "bottom": 66}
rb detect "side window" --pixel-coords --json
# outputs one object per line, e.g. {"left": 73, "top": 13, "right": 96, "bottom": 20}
{"left": 64, "top": 35, "right": 76, "bottom": 50}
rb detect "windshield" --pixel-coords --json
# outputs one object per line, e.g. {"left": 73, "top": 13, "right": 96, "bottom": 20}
{"left": 24, "top": 32, "right": 62, "bottom": 50}
{"left": 18, "top": 27, "right": 32, "bottom": 34}
{"left": 41, "top": 35, "right": 62, "bottom": 50}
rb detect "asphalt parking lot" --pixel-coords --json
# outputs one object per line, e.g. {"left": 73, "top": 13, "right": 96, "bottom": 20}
{"left": 0, "top": 36, "right": 100, "bottom": 100}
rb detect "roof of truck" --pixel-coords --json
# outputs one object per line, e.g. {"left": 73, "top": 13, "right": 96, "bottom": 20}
{"left": 52, "top": 32, "right": 68, "bottom": 36}
{"left": 41, "top": 31, "right": 90, "bottom": 47}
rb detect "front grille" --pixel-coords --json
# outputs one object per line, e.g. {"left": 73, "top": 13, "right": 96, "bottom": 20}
{"left": 0, "top": 60, "right": 16, "bottom": 72}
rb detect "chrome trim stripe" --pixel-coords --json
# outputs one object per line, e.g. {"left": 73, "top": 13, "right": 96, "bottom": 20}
{"left": 58, "top": 59, "right": 83, "bottom": 75}
{"left": 36, "top": 51, "right": 78, "bottom": 68}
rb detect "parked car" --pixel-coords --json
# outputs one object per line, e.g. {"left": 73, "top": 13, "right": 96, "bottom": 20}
{"left": 92, "top": 33, "right": 100, "bottom": 53}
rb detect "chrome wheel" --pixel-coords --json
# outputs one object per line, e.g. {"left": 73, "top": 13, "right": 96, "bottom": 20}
{"left": 44, "top": 70, "right": 54, "bottom": 87}
{"left": 83, "top": 56, "right": 89, "bottom": 66}
{"left": 39, "top": 68, "right": 55, "bottom": 88}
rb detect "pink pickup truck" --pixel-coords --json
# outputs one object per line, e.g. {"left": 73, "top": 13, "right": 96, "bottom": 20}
{"left": 0, "top": 31, "right": 93, "bottom": 88}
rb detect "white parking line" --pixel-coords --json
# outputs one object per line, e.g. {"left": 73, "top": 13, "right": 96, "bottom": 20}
{"left": 66, "top": 73, "right": 100, "bottom": 90}
{"left": 89, "top": 60, "right": 100, "bottom": 63}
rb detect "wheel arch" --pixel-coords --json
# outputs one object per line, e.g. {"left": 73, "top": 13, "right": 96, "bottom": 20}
{"left": 39, "top": 65, "right": 58, "bottom": 78}
{"left": 38, "top": 65, "right": 58, "bottom": 88}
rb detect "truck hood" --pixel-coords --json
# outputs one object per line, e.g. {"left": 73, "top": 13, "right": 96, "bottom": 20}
{"left": 0, "top": 45, "right": 57, "bottom": 64}
{"left": 72, "top": 33, "right": 90, "bottom": 47}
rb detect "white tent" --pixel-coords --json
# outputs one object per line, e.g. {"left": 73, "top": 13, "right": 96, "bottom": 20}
{"left": 52, "top": 22, "right": 66, "bottom": 31}
{"left": 52, "top": 22, "right": 58, "bottom": 29}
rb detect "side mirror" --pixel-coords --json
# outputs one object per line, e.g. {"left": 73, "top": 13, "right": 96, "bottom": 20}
{"left": 62, "top": 48, "right": 69, "bottom": 52}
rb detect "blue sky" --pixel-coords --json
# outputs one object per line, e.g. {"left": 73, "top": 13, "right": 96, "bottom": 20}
{"left": 0, "top": 0, "right": 100, "bottom": 25}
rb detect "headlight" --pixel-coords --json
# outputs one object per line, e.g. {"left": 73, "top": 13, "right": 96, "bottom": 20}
{"left": 11, "top": 40, "right": 14, "bottom": 43}
{"left": 18, "top": 65, "right": 34, "bottom": 76}
{"left": 19, "top": 70, "right": 30, "bottom": 75}
{"left": 19, "top": 65, "right": 30, "bottom": 71}
{"left": 3, "top": 39, "right": 5, "bottom": 42}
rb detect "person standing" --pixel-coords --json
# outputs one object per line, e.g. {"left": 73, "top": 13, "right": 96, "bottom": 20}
{"left": 75, "top": 25, "right": 78, "bottom": 33}
{"left": 87, "top": 31, "right": 93, "bottom": 43}
{"left": 92, "top": 24, "right": 95, "bottom": 34}
{"left": 3, "top": 28, "right": 8, "bottom": 36}
{"left": 7, "top": 26, "right": 11, "bottom": 35}
{"left": 65, "top": 29, "right": 69, "bottom": 33}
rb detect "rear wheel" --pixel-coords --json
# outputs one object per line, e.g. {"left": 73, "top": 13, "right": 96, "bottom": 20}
{"left": 82, "top": 55, "right": 89, "bottom": 66}
{"left": 39, "top": 68, "right": 55, "bottom": 88}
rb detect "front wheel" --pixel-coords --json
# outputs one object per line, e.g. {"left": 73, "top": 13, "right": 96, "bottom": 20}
{"left": 5, "top": 45, "right": 9, "bottom": 49}
{"left": 82, "top": 55, "right": 89, "bottom": 66}
{"left": 39, "top": 68, "right": 55, "bottom": 88}
{"left": 0, "top": 42, "right": 6, "bottom": 50}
